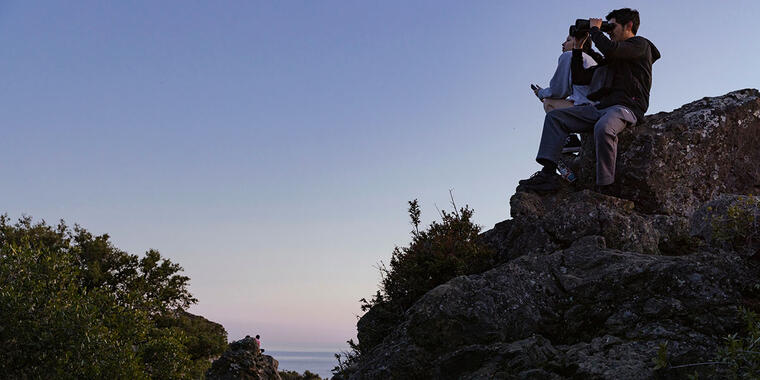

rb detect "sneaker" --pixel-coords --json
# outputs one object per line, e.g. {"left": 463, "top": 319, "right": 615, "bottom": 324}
{"left": 561, "top": 134, "right": 582, "bottom": 153}
{"left": 518, "top": 171, "right": 560, "bottom": 192}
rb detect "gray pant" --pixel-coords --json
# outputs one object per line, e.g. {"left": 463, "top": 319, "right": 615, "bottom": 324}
{"left": 536, "top": 105, "right": 637, "bottom": 186}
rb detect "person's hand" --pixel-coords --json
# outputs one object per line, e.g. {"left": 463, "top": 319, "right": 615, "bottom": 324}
{"left": 590, "top": 18, "right": 603, "bottom": 29}
{"left": 532, "top": 84, "right": 541, "bottom": 96}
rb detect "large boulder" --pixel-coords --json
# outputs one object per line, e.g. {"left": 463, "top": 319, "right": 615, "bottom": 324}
{"left": 572, "top": 89, "right": 760, "bottom": 216}
{"left": 206, "top": 336, "right": 281, "bottom": 380}
{"left": 481, "top": 189, "right": 696, "bottom": 260}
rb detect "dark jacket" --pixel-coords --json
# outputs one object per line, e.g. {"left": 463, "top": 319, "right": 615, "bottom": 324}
{"left": 571, "top": 27, "right": 661, "bottom": 121}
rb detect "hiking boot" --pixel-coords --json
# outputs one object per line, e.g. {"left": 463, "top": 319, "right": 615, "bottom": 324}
{"left": 561, "top": 134, "right": 582, "bottom": 153}
{"left": 518, "top": 171, "right": 560, "bottom": 192}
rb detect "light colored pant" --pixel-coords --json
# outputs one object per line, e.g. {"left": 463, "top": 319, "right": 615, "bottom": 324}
{"left": 536, "top": 104, "right": 637, "bottom": 186}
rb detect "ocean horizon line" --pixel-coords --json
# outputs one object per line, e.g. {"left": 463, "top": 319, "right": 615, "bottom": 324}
{"left": 264, "top": 347, "right": 344, "bottom": 353}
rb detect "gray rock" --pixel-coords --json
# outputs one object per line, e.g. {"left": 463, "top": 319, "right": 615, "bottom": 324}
{"left": 351, "top": 248, "right": 757, "bottom": 379}
{"left": 498, "top": 190, "right": 661, "bottom": 257}
{"left": 351, "top": 89, "right": 760, "bottom": 379}
{"left": 206, "top": 336, "right": 281, "bottom": 380}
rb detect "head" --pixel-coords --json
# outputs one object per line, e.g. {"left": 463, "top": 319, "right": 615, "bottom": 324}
{"left": 606, "top": 8, "right": 639, "bottom": 42}
{"left": 562, "top": 35, "right": 574, "bottom": 52}
{"left": 562, "top": 33, "right": 592, "bottom": 53}
{"left": 255, "top": 335, "right": 260, "bottom": 339}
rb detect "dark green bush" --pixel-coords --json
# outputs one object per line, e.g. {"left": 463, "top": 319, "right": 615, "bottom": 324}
{"left": 155, "top": 309, "right": 228, "bottom": 365}
{"left": 377, "top": 199, "right": 495, "bottom": 314}
{"left": 0, "top": 215, "right": 226, "bottom": 378}
{"left": 334, "top": 198, "right": 495, "bottom": 377}
{"left": 0, "top": 242, "right": 147, "bottom": 379}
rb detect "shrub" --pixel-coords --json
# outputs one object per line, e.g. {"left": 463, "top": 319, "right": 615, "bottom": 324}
{"left": 334, "top": 197, "right": 495, "bottom": 377}
{"left": 0, "top": 215, "right": 226, "bottom": 378}
{"left": 0, "top": 243, "right": 147, "bottom": 378}
{"left": 376, "top": 197, "right": 496, "bottom": 314}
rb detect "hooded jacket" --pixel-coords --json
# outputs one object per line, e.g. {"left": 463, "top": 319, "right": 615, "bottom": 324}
{"left": 571, "top": 26, "right": 661, "bottom": 121}
{"left": 537, "top": 50, "right": 598, "bottom": 105}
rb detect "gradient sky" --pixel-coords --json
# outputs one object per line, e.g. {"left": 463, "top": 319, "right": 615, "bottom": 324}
{"left": 2, "top": 1, "right": 758, "bottom": 351}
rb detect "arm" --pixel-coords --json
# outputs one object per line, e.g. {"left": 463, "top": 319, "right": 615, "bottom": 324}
{"left": 537, "top": 52, "right": 572, "bottom": 99}
{"left": 571, "top": 49, "right": 596, "bottom": 85}
{"left": 590, "top": 27, "right": 646, "bottom": 60}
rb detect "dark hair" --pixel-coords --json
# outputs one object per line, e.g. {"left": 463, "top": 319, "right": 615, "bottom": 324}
{"left": 580, "top": 34, "right": 592, "bottom": 52}
{"left": 255, "top": 335, "right": 260, "bottom": 339}
{"left": 606, "top": 8, "right": 640, "bottom": 35}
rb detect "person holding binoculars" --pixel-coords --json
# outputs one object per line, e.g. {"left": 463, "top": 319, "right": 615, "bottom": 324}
{"left": 530, "top": 24, "right": 605, "bottom": 154}
{"left": 519, "top": 8, "right": 661, "bottom": 194}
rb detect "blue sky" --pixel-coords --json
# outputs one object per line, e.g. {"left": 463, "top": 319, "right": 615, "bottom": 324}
{"left": 1, "top": 1, "right": 758, "bottom": 350}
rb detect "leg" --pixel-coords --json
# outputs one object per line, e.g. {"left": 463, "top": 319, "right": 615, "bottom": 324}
{"left": 521, "top": 105, "right": 603, "bottom": 193}
{"left": 536, "top": 105, "right": 600, "bottom": 166}
{"left": 542, "top": 98, "right": 575, "bottom": 113}
{"left": 593, "top": 106, "right": 637, "bottom": 185}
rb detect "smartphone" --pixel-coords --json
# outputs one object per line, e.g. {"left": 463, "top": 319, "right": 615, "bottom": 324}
{"left": 530, "top": 84, "right": 541, "bottom": 99}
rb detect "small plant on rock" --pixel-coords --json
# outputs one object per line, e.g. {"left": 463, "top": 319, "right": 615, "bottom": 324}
{"left": 653, "top": 307, "right": 760, "bottom": 378}
{"left": 717, "top": 307, "right": 760, "bottom": 378}
{"left": 710, "top": 195, "right": 760, "bottom": 255}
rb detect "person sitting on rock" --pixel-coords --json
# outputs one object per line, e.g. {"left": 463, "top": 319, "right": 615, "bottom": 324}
{"left": 532, "top": 30, "right": 603, "bottom": 154}
{"left": 519, "top": 8, "right": 660, "bottom": 193}
{"left": 532, "top": 32, "right": 601, "bottom": 113}
{"left": 255, "top": 334, "right": 264, "bottom": 352}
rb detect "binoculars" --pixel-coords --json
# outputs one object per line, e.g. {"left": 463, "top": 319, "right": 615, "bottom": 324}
{"left": 569, "top": 19, "right": 614, "bottom": 38}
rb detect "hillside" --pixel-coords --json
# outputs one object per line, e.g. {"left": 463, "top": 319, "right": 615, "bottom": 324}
{"left": 348, "top": 89, "right": 760, "bottom": 379}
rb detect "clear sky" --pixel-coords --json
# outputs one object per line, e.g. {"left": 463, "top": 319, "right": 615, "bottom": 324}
{"left": 1, "top": 1, "right": 758, "bottom": 351}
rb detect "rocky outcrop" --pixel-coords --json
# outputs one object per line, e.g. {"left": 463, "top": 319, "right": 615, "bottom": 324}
{"left": 351, "top": 89, "right": 760, "bottom": 379}
{"left": 206, "top": 336, "right": 281, "bottom": 380}
{"left": 354, "top": 246, "right": 755, "bottom": 379}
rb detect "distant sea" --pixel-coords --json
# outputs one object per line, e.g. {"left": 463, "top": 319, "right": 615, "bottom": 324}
{"left": 267, "top": 350, "right": 338, "bottom": 379}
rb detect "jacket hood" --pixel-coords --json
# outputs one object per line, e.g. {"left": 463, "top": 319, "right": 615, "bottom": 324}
{"left": 638, "top": 36, "right": 661, "bottom": 63}
{"left": 629, "top": 36, "right": 661, "bottom": 63}
{"left": 648, "top": 39, "right": 661, "bottom": 63}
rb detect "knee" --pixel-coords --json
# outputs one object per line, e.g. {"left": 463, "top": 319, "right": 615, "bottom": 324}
{"left": 594, "top": 121, "right": 615, "bottom": 139}
{"left": 546, "top": 108, "right": 563, "bottom": 121}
